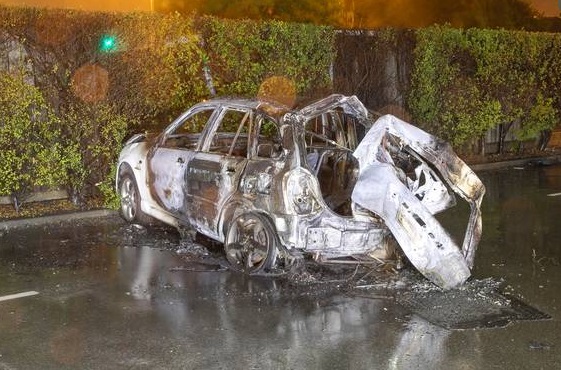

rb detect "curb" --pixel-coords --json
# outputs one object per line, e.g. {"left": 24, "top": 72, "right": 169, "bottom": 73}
{"left": 0, "top": 209, "right": 117, "bottom": 231}
{"left": 0, "top": 189, "right": 68, "bottom": 206}
{"left": 469, "top": 154, "right": 561, "bottom": 172}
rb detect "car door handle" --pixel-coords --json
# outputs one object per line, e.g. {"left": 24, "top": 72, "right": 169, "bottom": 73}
{"left": 177, "top": 157, "right": 185, "bottom": 164}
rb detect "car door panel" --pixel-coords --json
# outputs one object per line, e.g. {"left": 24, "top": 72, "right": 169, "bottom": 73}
{"left": 185, "top": 153, "right": 247, "bottom": 237}
{"left": 148, "top": 147, "right": 194, "bottom": 218}
{"left": 147, "top": 106, "right": 218, "bottom": 220}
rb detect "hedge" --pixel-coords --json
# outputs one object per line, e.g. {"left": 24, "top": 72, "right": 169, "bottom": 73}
{"left": 408, "top": 26, "right": 561, "bottom": 148}
{"left": 0, "top": 7, "right": 334, "bottom": 208}
{"left": 1, "top": 7, "right": 561, "bottom": 209}
{"left": 0, "top": 72, "right": 67, "bottom": 211}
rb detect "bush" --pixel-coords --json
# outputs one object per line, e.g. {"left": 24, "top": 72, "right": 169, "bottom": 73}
{"left": 0, "top": 72, "right": 67, "bottom": 209}
{"left": 409, "top": 25, "right": 561, "bottom": 150}
{"left": 0, "top": 8, "right": 336, "bottom": 207}
{"left": 4, "top": 9, "right": 561, "bottom": 209}
{"left": 60, "top": 102, "right": 128, "bottom": 205}
{"left": 198, "top": 16, "right": 334, "bottom": 104}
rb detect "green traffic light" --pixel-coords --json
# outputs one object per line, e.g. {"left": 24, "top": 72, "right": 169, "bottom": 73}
{"left": 99, "top": 34, "right": 117, "bottom": 52}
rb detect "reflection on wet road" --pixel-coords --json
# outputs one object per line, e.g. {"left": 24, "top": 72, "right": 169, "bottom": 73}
{"left": 1, "top": 165, "right": 561, "bottom": 369}
{"left": 0, "top": 227, "right": 411, "bottom": 369}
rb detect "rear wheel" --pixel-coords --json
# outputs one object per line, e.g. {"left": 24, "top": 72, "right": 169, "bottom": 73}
{"left": 224, "top": 212, "right": 278, "bottom": 274}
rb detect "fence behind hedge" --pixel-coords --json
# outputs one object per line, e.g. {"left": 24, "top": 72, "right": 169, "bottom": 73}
{"left": 335, "top": 26, "right": 561, "bottom": 154}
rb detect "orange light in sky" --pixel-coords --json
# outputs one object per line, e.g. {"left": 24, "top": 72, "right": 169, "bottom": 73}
{"left": 0, "top": 0, "right": 558, "bottom": 17}
{"left": 532, "top": 0, "right": 560, "bottom": 16}
{"left": 0, "top": 0, "right": 151, "bottom": 12}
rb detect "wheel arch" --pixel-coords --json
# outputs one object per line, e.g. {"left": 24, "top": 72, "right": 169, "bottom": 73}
{"left": 220, "top": 201, "right": 295, "bottom": 256}
{"left": 116, "top": 161, "right": 158, "bottom": 225}
{"left": 117, "top": 162, "right": 135, "bottom": 182}
{"left": 218, "top": 198, "right": 258, "bottom": 241}
{"left": 117, "top": 160, "right": 153, "bottom": 206}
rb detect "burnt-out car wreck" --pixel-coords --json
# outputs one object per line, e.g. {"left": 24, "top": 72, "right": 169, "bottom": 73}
{"left": 116, "top": 94, "right": 484, "bottom": 289}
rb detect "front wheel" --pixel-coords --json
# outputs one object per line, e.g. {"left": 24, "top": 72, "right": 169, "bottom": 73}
{"left": 224, "top": 212, "right": 278, "bottom": 274}
{"left": 118, "top": 172, "right": 148, "bottom": 224}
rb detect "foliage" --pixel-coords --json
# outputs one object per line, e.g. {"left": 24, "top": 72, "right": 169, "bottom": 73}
{"left": 160, "top": 0, "right": 539, "bottom": 30}
{"left": 0, "top": 7, "right": 335, "bottom": 206}
{"left": 60, "top": 102, "right": 128, "bottom": 203}
{"left": 376, "top": 0, "right": 537, "bottom": 30}
{"left": 198, "top": 16, "right": 334, "bottom": 104}
{"left": 5, "top": 5, "right": 559, "bottom": 210}
{"left": 334, "top": 29, "right": 415, "bottom": 114}
{"left": 0, "top": 72, "right": 67, "bottom": 206}
{"left": 164, "top": 0, "right": 343, "bottom": 27}
{"left": 104, "top": 12, "right": 208, "bottom": 123}
{"left": 516, "top": 94, "right": 558, "bottom": 141}
{"left": 409, "top": 25, "right": 561, "bottom": 149}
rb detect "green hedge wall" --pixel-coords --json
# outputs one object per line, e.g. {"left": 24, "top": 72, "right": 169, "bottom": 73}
{"left": 2, "top": 7, "right": 561, "bottom": 208}
{"left": 0, "top": 72, "right": 67, "bottom": 210}
{"left": 198, "top": 16, "right": 334, "bottom": 102}
{"left": 408, "top": 25, "right": 561, "bottom": 148}
{"left": 0, "top": 7, "right": 334, "bottom": 207}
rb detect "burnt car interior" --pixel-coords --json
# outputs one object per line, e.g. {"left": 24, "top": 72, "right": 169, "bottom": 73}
{"left": 381, "top": 133, "right": 457, "bottom": 216}
{"left": 304, "top": 108, "right": 366, "bottom": 216}
{"left": 204, "top": 108, "right": 282, "bottom": 159}
{"left": 208, "top": 110, "right": 251, "bottom": 157}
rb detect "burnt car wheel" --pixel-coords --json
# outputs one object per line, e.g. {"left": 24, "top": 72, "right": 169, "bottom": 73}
{"left": 118, "top": 172, "right": 146, "bottom": 224}
{"left": 225, "top": 212, "right": 278, "bottom": 274}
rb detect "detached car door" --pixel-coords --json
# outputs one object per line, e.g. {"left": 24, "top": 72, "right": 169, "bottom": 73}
{"left": 148, "top": 106, "right": 217, "bottom": 219}
{"left": 185, "top": 107, "right": 253, "bottom": 238}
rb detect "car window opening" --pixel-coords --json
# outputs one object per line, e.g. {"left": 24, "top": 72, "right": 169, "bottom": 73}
{"left": 304, "top": 111, "right": 364, "bottom": 217}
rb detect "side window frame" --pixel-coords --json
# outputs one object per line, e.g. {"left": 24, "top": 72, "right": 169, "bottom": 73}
{"left": 202, "top": 107, "right": 253, "bottom": 158}
{"left": 252, "top": 114, "right": 282, "bottom": 159}
{"left": 161, "top": 106, "right": 217, "bottom": 150}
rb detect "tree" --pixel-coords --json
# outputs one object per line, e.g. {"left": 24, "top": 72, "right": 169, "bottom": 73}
{"left": 271, "top": 0, "right": 343, "bottom": 26}
{"left": 201, "top": 0, "right": 275, "bottom": 20}
{"left": 155, "top": 0, "right": 202, "bottom": 14}
{"left": 157, "top": 0, "right": 550, "bottom": 30}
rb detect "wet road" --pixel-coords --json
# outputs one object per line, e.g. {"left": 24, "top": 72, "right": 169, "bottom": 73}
{"left": 1, "top": 165, "right": 561, "bottom": 369}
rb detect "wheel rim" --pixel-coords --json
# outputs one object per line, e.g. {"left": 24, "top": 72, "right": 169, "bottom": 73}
{"left": 120, "top": 176, "right": 137, "bottom": 221}
{"left": 225, "top": 214, "right": 273, "bottom": 273}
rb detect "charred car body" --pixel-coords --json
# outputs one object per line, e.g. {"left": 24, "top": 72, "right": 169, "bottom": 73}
{"left": 116, "top": 94, "right": 484, "bottom": 289}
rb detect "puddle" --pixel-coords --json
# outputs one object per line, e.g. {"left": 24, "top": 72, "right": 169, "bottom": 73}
{"left": 1, "top": 165, "right": 560, "bottom": 332}
{"left": 1, "top": 166, "right": 561, "bottom": 369}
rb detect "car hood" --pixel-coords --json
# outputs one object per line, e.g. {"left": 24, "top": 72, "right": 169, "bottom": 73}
{"left": 351, "top": 114, "right": 485, "bottom": 289}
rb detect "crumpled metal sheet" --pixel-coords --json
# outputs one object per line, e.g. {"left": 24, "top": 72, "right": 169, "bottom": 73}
{"left": 352, "top": 114, "right": 485, "bottom": 289}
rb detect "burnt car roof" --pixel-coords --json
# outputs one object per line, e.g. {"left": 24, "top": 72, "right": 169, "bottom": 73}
{"left": 192, "top": 94, "right": 370, "bottom": 122}
{"left": 296, "top": 94, "right": 369, "bottom": 120}
{"left": 191, "top": 97, "right": 292, "bottom": 119}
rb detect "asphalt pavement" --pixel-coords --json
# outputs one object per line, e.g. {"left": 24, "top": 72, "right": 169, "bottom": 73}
{"left": 1, "top": 158, "right": 561, "bottom": 369}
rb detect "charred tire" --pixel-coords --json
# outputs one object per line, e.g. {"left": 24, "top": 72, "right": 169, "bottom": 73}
{"left": 118, "top": 171, "right": 149, "bottom": 225}
{"left": 224, "top": 212, "right": 278, "bottom": 274}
